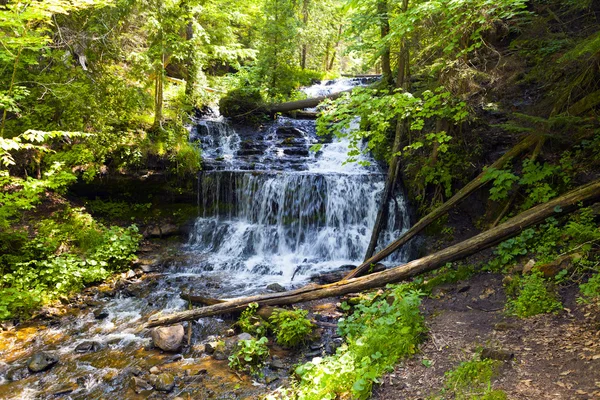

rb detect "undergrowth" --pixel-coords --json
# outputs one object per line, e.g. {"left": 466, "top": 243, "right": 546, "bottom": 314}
{"left": 265, "top": 283, "right": 426, "bottom": 400}
{"left": 433, "top": 356, "right": 506, "bottom": 400}
{"left": 269, "top": 308, "right": 315, "bottom": 348}
{"left": 506, "top": 272, "right": 562, "bottom": 318}
{"left": 228, "top": 336, "right": 270, "bottom": 375}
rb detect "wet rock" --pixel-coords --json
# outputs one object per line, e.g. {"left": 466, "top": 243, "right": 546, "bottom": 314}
{"left": 213, "top": 351, "right": 228, "bottom": 361}
{"left": 49, "top": 382, "right": 78, "bottom": 397}
{"left": 205, "top": 341, "right": 220, "bottom": 355}
{"left": 126, "top": 366, "right": 144, "bottom": 376}
{"left": 75, "top": 341, "right": 102, "bottom": 353}
{"left": 6, "top": 367, "right": 28, "bottom": 381}
{"left": 94, "top": 308, "right": 109, "bottom": 320}
{"left": 237, "top": 333, "right": 253, "bottom": 341}
{"left": 151, "top": 324, "right": 185, "bottom": 352}
{"left": 27, "top": 352, "right": 58, "bottom": 373}
{"left": 149, "top": 373, "right": 175, "bottom": 392}
{"left": 522, "top": 259, "right": 536, "bottom": 274}
{"left": 481, "top": 347, "right": 514, "bottom": 361}
{"left": 149, "top": 366, "right": 161, "bottom": 375}
{"left": 144, "top": 223, "right": 181, "bottom": 239}
{"left": 271, "top": 359, "right": 286, "bottom": 370}
{"left": 131, "top": 376, "right": 153, "bottom": 394}
{"left": 266, "top": 283, "right": 286, "bottom": 292}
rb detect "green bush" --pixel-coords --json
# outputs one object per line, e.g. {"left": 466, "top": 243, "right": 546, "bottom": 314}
{"left": 278, "top": 284, "right": 425, "bottom": 400}
{"left": 507, "top": 272, "right": 562, "bottom": 318}
{"left": 440, "top": 357, "right": 506, "bottom": 400}
{"left": 269, "top": 308, "right": 314, "bottom": 348}
{"left": 228, "top": 336, "right": 270, "bottom": 375}
{"left": 578, "top": 272, "right": 600, "bottom": 306}
{"left": 219, "top": 88, "right": 265, "bottom": 119}
{"left": 237, "top": 302, "right": 270, "bottom": 337}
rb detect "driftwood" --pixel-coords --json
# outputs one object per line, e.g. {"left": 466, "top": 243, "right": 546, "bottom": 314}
{"left": 146, "top": 179, "right": 600, "bottom": 328}
{"left": 344, "top": 134, "right": 542, "bottom": 280}
{"left": 266, "top": 89, "right": 352, "bottom": 114}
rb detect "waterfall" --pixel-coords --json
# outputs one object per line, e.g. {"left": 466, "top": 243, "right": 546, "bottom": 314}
{"left": 187, "top": 78, "right": 412, "bottom": 292}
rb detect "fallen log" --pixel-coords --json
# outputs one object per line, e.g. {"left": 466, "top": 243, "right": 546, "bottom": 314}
{"left": 146, "top": 179, "right": 600, "bottom": 327}
{"left": 344, "top": 134, "right": 542, "bottom": 280}
{"left": 180, "top": 293, "right": 224, "bottom": 306}
{"left": 266, "top": 89, "right": 352, "bottom": 114}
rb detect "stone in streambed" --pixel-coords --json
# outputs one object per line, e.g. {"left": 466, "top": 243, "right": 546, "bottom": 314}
{"left": 149, "top": 373, "right": 175, "bottom": 392}
{"left": 75, "top": 341, "right": 102, "bottom": 353}
{"left": 27, "top": 352, "right": 58, "bottom": 373}
{"left": 266, "top": 283, "right": 286, "bottom": 292}
{"left": 131, "top": 376, "right": 153, "bottom": 394}
{"left": 94, "top": 308, "right": 109, "bottom": 320}
{"left": 151, "top": 324, "right": 185, "bottom": 352}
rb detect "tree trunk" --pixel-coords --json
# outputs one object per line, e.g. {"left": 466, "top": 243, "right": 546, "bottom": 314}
{"left": 146, "top": 178, "right": 600, "bottom": 327}
{"left": 300, "top": 0, "right": 309, "bottom": 70}
{"left": 344, "top": 134, "right": 542, "bottom": 280}
{"left": 363, "top": 4, "right": 411, "bottom": 261}
{"left": 377, "top": 0, "right": 392, "bottom": 85}
{"left": 266, "top": 88, "right": 353, "bottom": 113}
{"left": 153, "top": 59, "right": 164, "bottom": 131}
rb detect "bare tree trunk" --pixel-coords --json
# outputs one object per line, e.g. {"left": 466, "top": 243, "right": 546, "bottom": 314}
{"left": 266, "top": 88, "right": 353, "bottom": 113}
{"left": 377, "top": 0, "right": 392, "bottom": 85}
{"left": 363, "top": 0, "right": 411, "bottom": 260}
{"left": 345, "top": 134, "right": 541, "bottom": 280}
{"left": 300, "top": 0, "right": 309, "bottom": 70}
{"left": 146, "top": 178, "right": 600, "bottom": 327}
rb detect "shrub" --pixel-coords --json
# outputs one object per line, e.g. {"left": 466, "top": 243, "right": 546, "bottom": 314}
{"left": 269, "top": 308, "right": 314, "bottom": 348}
{"left": 507, "top": 272, "right": 562, "bottom": 318}
{"left": 228, "top": 336, "right": 270, "bottom": 375}
{"left": 285, "top": 284, "right": 426, "bottom": 400}
{"left": 441, "top": 357, "right": 506, "bottom": 400}
{"left": 237, "top": 302, "right": 270, "bottom": 337}
{"left": 578, "top": 272, "right": 600, "bottom": 306}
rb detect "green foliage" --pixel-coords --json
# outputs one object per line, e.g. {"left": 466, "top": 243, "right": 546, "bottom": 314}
{"left": 269, "top": 308, "right": 314, "bottom": 348}
{"left": 578, "top": 272, "right": 600, "bottom": 306}
{"left": 439, "top": 357, "right": 506, "bottom": 400}
{"left": 0, "top": 214, "right": 140, "bottom": 320}
{"left": 487, "top": 208, "right": 600, "bottom": 272}
{"left": 237, "top": 302, "right": 270, "bottom": 337}
{"left": 271, "top": 284, "right": 425, "bottom": 400}
{"left": 482, "top": 167, "right": 519, "bottom": 201}
{"left": 507, "top": 271, "right": 562, "bottom": 318}
{"left": 228, "top": 336, "right": 270, "bottom": 375}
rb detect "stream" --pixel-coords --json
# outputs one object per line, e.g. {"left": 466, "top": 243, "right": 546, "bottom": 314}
{"left": 0, "top": 78, "right": 412, "bottom": 399}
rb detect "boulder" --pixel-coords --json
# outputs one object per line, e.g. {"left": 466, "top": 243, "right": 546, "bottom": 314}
{"left": 266, "top": 283, "right": 286, "bottom": 292}
{"left": 131, "top": 376, "right": 153, "bottom": 394}
{"left": 94, "top": 309, "right": 109, "bottom": 320}
{"left": 144, "top": 223, "right": 181, "bottom": 239}
{"left": 149, "top": 373, "right": 175, "bottom": 392}
{"left": 151, "top": 324, "right": 185, "bottom": 352}
{"left": 27, "top": 352, "right": 58, "bottom": 373}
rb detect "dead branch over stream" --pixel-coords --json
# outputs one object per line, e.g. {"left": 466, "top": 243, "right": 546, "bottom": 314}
{"left": 146, "top": 179, "right": 600, "bottom": 328}
{"left": 345, "top": 134, "right": 543, "bottom": 280}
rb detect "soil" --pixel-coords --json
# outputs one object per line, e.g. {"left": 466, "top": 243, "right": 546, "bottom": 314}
{"left": 372, "top": 273, "right": 600, "bottom": 400}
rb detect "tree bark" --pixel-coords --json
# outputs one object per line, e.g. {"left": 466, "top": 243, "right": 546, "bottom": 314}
{"left": 146, "top": 178, "right": 600, "bottom": 327}
{"left": 266, "top": 89, "right": 353, "bottom": 113}
{"left": 377, "top": 0, "right": 392, "bottom": 85}
{"left": 345, "top": 134, "right": 542, "bottom": 280}
{"left": 363, "top": 2, "right": 411, "bottom": 261}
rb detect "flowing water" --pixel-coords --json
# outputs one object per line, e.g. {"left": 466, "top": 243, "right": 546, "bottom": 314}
{"left": 0, "top": 78, "right": 412, "bottom": 399}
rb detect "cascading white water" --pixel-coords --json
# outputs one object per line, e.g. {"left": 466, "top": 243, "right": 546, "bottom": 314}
{"left": 186, "top": 78, "right": 411, "bottom": 294}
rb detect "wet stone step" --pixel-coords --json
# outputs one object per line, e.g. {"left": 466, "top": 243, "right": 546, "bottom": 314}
{"left": 283, "top": 148, "right": 310, "bottom": 157}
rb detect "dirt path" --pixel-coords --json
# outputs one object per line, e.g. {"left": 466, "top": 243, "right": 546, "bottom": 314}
{"left": 373, "top": 273, "right": 600, "bottom": 399}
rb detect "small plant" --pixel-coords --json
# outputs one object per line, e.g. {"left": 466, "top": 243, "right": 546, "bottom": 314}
{"left": 578, "top": 272, "right": 600, "bottom": 306}
{"left": 269, "top": 308, "right": 314, "bottom": 348}
{"left": 237, "top": 302, "right": 270, "bottom": 337}
{"left": 441, "top": 357, "right": 506, "bottom": 400}
{"left": 228, "top": 336, "right": 270, "bottom": 375}
{"left": 507, "top": 271, "right": 562, "bottom": 318}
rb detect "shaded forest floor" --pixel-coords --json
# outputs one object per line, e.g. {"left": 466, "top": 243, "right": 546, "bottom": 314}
{"left": 372, "top": 273, "right": 600, "bottom": 399}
